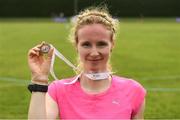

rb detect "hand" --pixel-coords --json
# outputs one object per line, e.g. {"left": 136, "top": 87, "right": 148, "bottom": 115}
{"left": 28, "top": 42, "right": 54, "bottom": 85}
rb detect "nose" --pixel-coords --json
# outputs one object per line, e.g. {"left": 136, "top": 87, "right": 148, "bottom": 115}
{"left": 90, "top": 47, "right": 99, "bottom": 56}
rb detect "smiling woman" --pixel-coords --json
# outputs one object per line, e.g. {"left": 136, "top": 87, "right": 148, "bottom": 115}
{"left": 77, "top": 24, "right": 113, "bottom": 72}
{"left": 27, "top": 7, "right": 146, "bottom": 119}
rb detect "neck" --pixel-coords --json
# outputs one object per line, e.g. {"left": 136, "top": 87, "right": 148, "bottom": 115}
{"left": 83, "top": 68, "right": 109, "bottom": 73}
{"left": 80, "top": 73, "right": 112, "bottom": 94}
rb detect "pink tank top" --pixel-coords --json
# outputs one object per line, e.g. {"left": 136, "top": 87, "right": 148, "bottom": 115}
{"left": 48, "top": 75, "right": 146, "bottom": 119}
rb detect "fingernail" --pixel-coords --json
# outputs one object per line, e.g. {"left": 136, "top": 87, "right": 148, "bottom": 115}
{"left": 41, "top": 41, "right": 45, "bottom": 45}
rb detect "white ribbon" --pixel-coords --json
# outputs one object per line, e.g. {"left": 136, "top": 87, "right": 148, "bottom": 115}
{"left": 49, "top": 44, "right": 78, "bottom": 80}
{"left": 85, "top": 72, "right": 112, "bottom": 80}
{"left": 49, "top": 44, "right": 112, "bottom": 84}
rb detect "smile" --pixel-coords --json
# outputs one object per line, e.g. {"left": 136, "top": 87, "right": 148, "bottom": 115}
{"left": 87, "top": 59, "right": 102, "bottom": 61}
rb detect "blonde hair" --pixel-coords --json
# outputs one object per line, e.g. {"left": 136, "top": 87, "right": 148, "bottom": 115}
{"left": 69, "top": 7, "right": 119, "bottom": 73}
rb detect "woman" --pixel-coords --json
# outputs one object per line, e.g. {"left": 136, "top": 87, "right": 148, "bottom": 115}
{"left": 28, "top": 7, "right": 146, "bottom": 119}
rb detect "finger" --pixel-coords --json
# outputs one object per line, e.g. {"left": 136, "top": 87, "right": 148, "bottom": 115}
{"left": 30, "top": 43, "right": 45, "bottom": 55}
{"left": 35, "top": 41, "right": 46, "bottom": 49}
{"left": 29, "top": 47, "right": 41, "bottom": 56}
{"left": 32, "top": 47, "right": 40, "bottom": 52}
{"left": 47, "top": 47, "right": 54, "bottom": 59}
{"left": 28, "top": 49, "right": 39, "bottom": 57}
{"left": 41, "top": 41, "right": 45, "bottom": 44}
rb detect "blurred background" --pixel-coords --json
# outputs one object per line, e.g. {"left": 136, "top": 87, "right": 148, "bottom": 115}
{"left": 0, "top": 0, "right": 180, "bottom": 119}
{"left": 0, "top": 0, "right": 180, "bottom": 17}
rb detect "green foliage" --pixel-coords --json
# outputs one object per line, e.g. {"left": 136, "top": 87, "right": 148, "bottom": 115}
{"left": 0, "top": 18, "right": 180, "bottom": 119}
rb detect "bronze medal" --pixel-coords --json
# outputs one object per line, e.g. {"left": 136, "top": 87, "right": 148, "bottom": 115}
{"left": 40, "top": 44, "right": 51, "bottom": 53}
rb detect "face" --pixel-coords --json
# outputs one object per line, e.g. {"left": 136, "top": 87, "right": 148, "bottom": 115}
{"left": 76, "top": 24, "right": 114, "bottom": 72}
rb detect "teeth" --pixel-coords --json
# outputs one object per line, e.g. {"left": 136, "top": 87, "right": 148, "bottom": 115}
{"left": 89, "top": 60, "right": 100, "bottom": 61}
{"left": 88, "top": 59, "right": 101, "bottom": 61}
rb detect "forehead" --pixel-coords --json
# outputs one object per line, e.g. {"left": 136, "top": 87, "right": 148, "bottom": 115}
{"left": 77, "top": 24, "right": 111, "bottom": 42}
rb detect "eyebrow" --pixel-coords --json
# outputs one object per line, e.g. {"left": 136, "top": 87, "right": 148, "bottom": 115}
{"left": 80, "top": 39, "right": 109, "bottom": 44}
{"left": 97, "top": 40, "right": 108, "bottom": 43}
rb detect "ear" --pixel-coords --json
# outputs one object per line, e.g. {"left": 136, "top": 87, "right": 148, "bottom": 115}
{"left": 75, "top": 37, "right": 79, "bottom": 52}
{"left": 110, "top": 41, "right": 115, "bottom": 52}
{"left": 75, "top": 43, "right": 79, "bottom": 53}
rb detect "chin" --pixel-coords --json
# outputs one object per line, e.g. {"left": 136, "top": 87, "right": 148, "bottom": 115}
{"left": 88, "top": 66, "right": 106, "bottom": 73}
{"left": 89, "top": 68, "right": 99, "bottom": 72}
{"left": 84, "top": 66, "right": 99, "bottom": 72}
{"left": 84, "top": 63, "right": 106, "bottom": 72}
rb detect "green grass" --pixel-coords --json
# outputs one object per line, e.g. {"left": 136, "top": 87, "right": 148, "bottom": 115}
{"left": 0, "top": 18, "right": 180, "bottom": 119}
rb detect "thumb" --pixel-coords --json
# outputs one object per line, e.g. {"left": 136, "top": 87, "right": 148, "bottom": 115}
{"left": 47, "top": 47, "right": 54, "bottom": 60}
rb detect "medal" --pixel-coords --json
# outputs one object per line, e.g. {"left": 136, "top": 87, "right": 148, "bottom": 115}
{"left": 40, "top": 43, "right": 51, "bottom": 53}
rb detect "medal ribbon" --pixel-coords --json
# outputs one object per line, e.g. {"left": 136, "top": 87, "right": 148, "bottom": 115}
{"left": 50, "top": 44, "right": 78, "bottom": 80}
{"left": 48, "top": 44, "right": 112, "bottom": 84}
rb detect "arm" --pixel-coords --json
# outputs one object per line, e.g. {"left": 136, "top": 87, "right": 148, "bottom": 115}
{"left": 28, "top": 92, "right": 59, "bottom": 119}
{"left": 28, "top": 92, "right": 46, "bottom": 119}
{"left": 46, "top": 93, "right": 59, "bottom": 119}
{"left": 132, "top": 99, "right": 146, "bottom": 119}
{"left": 28, "top": 42, "right": 58, "bottom": 119}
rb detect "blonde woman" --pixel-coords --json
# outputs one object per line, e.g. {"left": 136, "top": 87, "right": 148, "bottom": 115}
{"left": 28, "top": 7, "right": 146, "bottom": 119}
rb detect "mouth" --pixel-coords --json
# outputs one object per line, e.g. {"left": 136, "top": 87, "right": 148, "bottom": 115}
{"left": 87, "top": 59, "right": 102, "bottom": 61}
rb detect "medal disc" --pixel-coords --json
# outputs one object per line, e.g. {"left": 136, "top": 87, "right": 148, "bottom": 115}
{"left": 40, "top": 44, "right": 51, "bottom": 53}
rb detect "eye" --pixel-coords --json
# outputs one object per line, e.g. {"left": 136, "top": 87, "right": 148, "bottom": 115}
{"left": 81, "top": 41, "right": 91, "bottom": 48}
{"left": 97, "top": 41, "right": 108, "bottom": 47}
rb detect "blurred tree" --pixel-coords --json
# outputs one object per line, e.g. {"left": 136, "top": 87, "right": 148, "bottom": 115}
{"left": 0, "top": 0, "right": 179, "bottom": 17}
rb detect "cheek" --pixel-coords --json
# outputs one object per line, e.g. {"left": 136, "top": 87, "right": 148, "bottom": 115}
{"left": 102, "top": 47, "right": 111, "bottom": 56}
{"left": 104, "top": 52, "right": 111, "bottom": 60}
{"left": 105, "top": 49, "right": 112, "bottom": 61}
{"left": 77, "top": 47, "right": 87, "bottom": 60}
